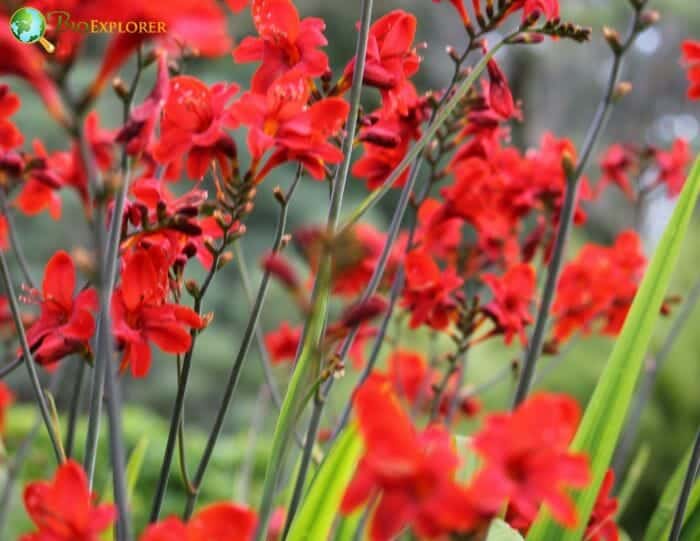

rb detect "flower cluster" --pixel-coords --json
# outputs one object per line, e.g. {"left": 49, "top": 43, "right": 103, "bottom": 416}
{"left": 0, "top": 0, "right": 694, "bottom": 539}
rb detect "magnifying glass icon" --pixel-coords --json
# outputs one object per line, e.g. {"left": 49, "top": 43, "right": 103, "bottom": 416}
{"left": 9, "top": 7, "right": 56, "bottom": 54}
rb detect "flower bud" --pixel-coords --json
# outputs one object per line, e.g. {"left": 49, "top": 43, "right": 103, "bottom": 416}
{"left": 340, "top": 295, "right": 388, "bottom": 328}
{"left": 613, "top": 81, "right": 633, "bottom": 100}
{"left": 112, "top": 77, "right": 129, "bottom": 100}
{"left": 639, "top": 10, "right": 660, "bottom": 30}
{"left": 217, "top": 252, "right": 234, "bottom": 270}
{"left": 261, "top": 252, "right": 300, "bottom": 290}
{"left": 185, "top": 279, "right": 200, "bottom": 298}
{"left": 603, "top": 26, "right": 623, "bottom": 54}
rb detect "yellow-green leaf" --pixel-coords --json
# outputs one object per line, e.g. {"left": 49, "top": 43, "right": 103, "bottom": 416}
{"left": 286, "top": 425, "right": 363, "bottom": 541}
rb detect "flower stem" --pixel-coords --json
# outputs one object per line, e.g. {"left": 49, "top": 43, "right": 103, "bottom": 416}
{"left": 0, "top": 249, "right": 63, "bottom": 464}
{"left": 149, "top": 250, "right": 222, "bottom": 522}
{"left": 668, "top": 428, "right": 700, "bottom": 541}
{"left": 253, "top": 0, "right": 375, "bottom": 536}
{"left": 0, "top": 189, "right": 35, "bottom": 288}
{"left": 183, "top": 168, "right": 302, "bottom": 519}
{"left": 511, "top": 7, "right": 645, "bottom": 409}
{"left": 64, "top": 359, "right": 85, "bottom": 458}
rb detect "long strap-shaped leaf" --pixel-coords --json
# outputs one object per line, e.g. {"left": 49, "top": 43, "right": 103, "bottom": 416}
{"left": 526, "top": 156, "right": 700, "bottom": 541}
{"left": 286, "top": 425, "right": 363, "bottom": 541}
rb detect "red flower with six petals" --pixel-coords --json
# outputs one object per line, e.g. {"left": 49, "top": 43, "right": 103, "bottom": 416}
{"left": 23, "top": 251, "right": 98, "bottom": 367}
{"left": 20, "top": 460, "right": 116, "bottom": 541}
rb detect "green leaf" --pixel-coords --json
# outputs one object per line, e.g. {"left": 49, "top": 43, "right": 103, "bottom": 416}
{"left": 681, "top": 482, "right": 700, "bottom": 541}
{"left": 256, "top": 258, "right": 332, "bottom": 537}
{"left": 486, "top": 519, "right": 525, "bottom": 541}
{"left": 616, "top": 444, "right": 650, "bottom": 516}
{"left": 643, "top": 447, "right": 693, "bottom": 541}
{"left": 527, "top": 157, "right": 700, "bottom": 541}
{"left": 286, "top": 425, "right": 363, "bottom": 541}
{"left": 334, "top": 510, "right": 363, "bottom": 541}
{"left": 125, "top": 436, "right": 149, "bottom": 503}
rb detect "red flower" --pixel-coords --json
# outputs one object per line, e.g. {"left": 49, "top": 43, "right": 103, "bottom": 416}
{"left": 0, "top": 84, "right": 23, "bottom": 151}
{"left": 487, "top": 59, "right": 517, "bottom": 120}
{"left": 153, "top": 76, "right": 239, "bottom": 180}
{"left": 341, "top": 374, "right": 481, "bottom": 540}
{"left": 401, "top": 249, "right": 463, "bottom": 330}
{"left": 681, "top": 40, "right": 700, "bottom": 100}
{"left": 112, "top": 246, "right": 205, "bottom": 377}
{"left": 0, "top": 381, "right": 15, "bottom": 434}
{"left": 233, "top": 0, "right": 330, "bottom": 93}
{"left": 471, "top": 393, "right": 590, "bottom": 531}
{"left": 598, "top": 144, "right": 638, "bottom": 199}
{"left": 653, "top": 138, "right": 691, "bottom": 197}
{"left": 511, "top": 0, "right": 560, "bottom": 21}
{"left": 13, "top": 140, "right": 67, "bottom": 220}
{"left": 231, "top": 72, "right": 348, "bottom": 181}
{"left": 552, "top": 230, "right": 646, "bottom": 343}
{"left": 585, "top": 470, "right": 620, "bottom": 541}
{"left": 23, "top": 251, "right": 98, "bottom": 367}
{"left": 20, "top": 460, "right": 116, "bottom": 541}
{"left": 388, "top": 349, "right": 433, "bottom": 406}
{"left": 343, "top": 10, "right": 421, "bottom": 99}
{"left": 482, "top": 263, "right": 536, "bottom": 345}
{"left": 265, "top": 321, "right": 301, "bottom": 364}
{"left": 139, "top": 502, "right": 257, "bottom": 541}
{"left": 353, "top": 81, "right": 429, "bottom": 190}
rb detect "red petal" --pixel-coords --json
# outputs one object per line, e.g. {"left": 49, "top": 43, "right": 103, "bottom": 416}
{"left": 43, "top": 251, "right": 75, "bottom": 310}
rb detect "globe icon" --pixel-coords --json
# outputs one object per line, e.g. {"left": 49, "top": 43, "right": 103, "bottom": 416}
{"left": 9, "top": 7, "right": 47, "bottom": 45}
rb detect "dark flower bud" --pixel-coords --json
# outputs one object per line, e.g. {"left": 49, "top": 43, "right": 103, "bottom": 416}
{"left": 340, "top": 295, "right": 388, "bottom": 328}
{"left": 261, "top": 252, "right": 300, "bottom": 290}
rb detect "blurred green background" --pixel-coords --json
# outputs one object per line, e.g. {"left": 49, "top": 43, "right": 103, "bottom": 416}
{"left": 1, "top": 0, "right": 699, "bottom": 538}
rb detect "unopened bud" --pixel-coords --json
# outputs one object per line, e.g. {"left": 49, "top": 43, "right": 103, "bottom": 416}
{"left": 603, "top": 26, "right": 623, "bottom": 54}
{"left": 639, "top": 10, "right": 660, "bottom": 30}
{"left": 340, "top": 295, "right": 388, "bottom": 328}
{"left": 446, "top": 45, "right": 461, "bottom": 63}
{"left": 613, "top": 81, "right": 633, "bottom": 100}
{"left": 217, "top": 251, "right": 234, "bottom": 270}
{"left": 261, "top": 252, "right": 300, "bottom": 290}
{"left": 507, "top": 33, "right": 545, "bottom": 45}
{"left": 280, "top": 234, "right": 292, "bottom": 249}
{"left": 185, "top": 279, "right": 200, "bottom": 298}
{"left": 112, "top": 77, "right": 129, "bottom": 100}
{"left": 273, "top": 186, "right": 286, "bottom": 206}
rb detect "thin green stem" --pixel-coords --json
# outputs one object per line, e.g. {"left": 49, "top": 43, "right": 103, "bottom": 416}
{"left": 253, "top": 1, "right": 375, "bottom": 536}
{"left": 64, "top": 360, "right": 85, "bottom": 458}
{"left": 0, "top": 250, "right": 63, "bottom": 464}
{"left": 668, "top": 429, "right": 700, "bottom": 541}
{"left": 511, "top": 8, "right": 644, "bottom": 408}
{"left": 184, "top": 168, "right": 302, "bottom": 519}
{"left": 149, "top": 249, "right": 221, "bottom": 522}
{"left": 0, "top": 190, "right": 35, "bottom": 288}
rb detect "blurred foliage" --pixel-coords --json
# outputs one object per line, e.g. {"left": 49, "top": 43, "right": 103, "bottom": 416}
{"left": 1, "top": 0, "right": 699, "bottom": 539}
